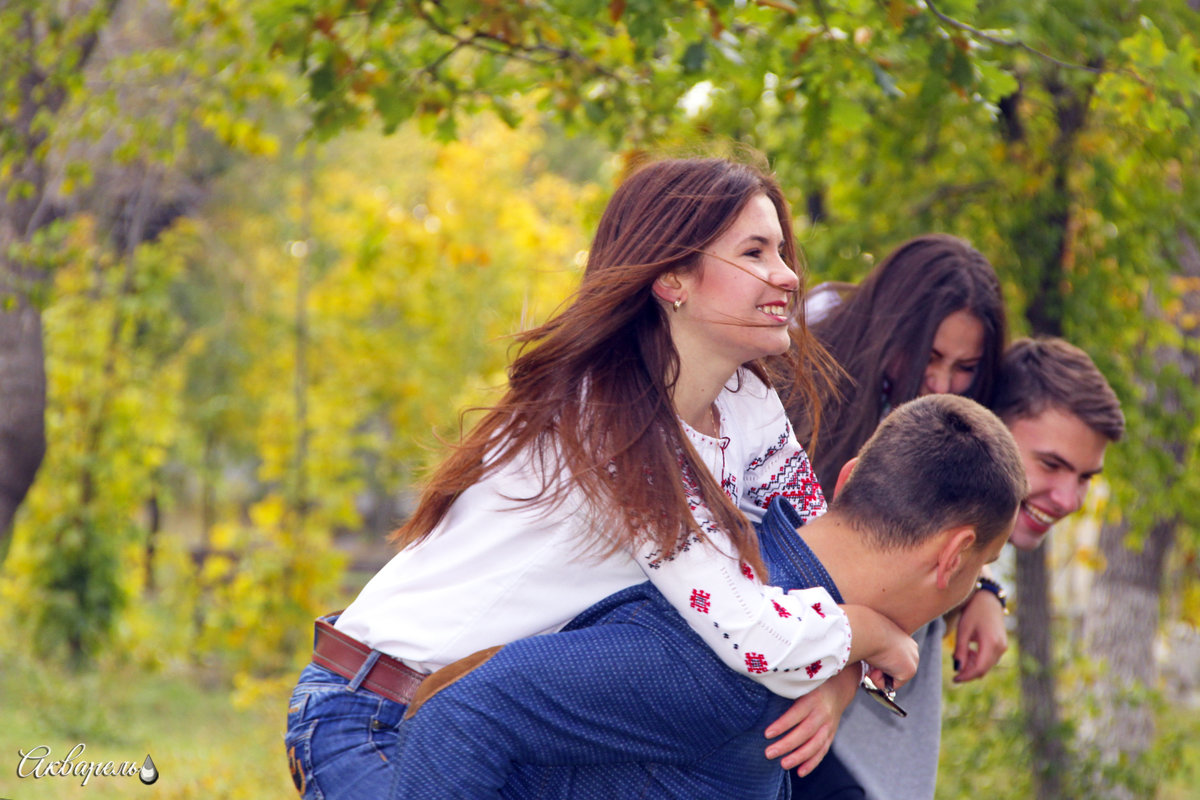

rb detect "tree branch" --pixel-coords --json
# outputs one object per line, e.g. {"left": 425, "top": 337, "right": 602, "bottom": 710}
{"left": 71, "top": 0, "right": 124, "bottom": 74}
{"left": 924, "top": 0, "right": 1103, "bottom": 75}
{"left": 412, "top": 2, "right": 623, "bottom": 84}
{"left": 911, "top": 179, "right": 1000, "bottom": 218}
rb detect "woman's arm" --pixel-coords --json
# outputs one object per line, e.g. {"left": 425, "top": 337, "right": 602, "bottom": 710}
{"left": 764, "top": 662, "right": 860, "bottom": 775}
{"left": 638, "top": 535, "right": 917, "bottom": 699}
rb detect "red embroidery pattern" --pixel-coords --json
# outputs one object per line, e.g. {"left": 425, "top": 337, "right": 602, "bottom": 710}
{"left": 805, "top": 661, "right": 822, "bottom": 679}
{"left": 746, "top": 428, "right": 828, "bottom": 521}
{"left": 745, "top": 652, "right": 769, "bottom": 674}
{"left": 690, "top": 589, "right": 712, "bottom": 614}
{"left": 772, "top": 600, "right": 791, "bottom": 618}
{"left": 741, "top": 562, "right": 755, "bottom": 582}
{"left": 811, "top": 602, "right": 825, "bottom": 618}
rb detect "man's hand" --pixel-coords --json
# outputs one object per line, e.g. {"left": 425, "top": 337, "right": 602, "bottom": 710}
{"left": 952, "top": 587, "right": 1007, "bottom": 682}
{"left": 763, "top": 665, "right": 859, "bottom": 776}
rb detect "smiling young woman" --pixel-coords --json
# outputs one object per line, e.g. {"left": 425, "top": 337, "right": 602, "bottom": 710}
{"left": 654, "top": 192, "right": 801, "bottom": 433}
{"left": 283, "top": 156, "right": 917, "bottom": 800}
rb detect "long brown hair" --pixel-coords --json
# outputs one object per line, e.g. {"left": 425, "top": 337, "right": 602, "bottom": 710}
{"left": 792, "top": 233, "right": 1007, "bottom": 491}
{"left": 394, "top": 157, "right": 833, "bottom": 572}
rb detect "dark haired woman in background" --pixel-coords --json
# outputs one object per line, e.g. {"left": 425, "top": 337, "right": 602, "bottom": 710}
{"left": 781, "top": 234, "right": 1011, "bottom": 800}
{"left": 794, "top": 233, "right": 1007, "bottom": 491}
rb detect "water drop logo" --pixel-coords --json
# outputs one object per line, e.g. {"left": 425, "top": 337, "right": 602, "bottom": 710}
{"left": 139, "top": 754, "right": 159, "bottom": 785}
{"left": 14, "top": 742, "right": 158, "bottom": 786}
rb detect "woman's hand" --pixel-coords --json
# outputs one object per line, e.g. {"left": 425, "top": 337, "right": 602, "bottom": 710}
{"left": 763, "top": 664, "right": 859, "bottom": 776}
{"left": 842, "top": 604, "right": 919, "bottom": 689}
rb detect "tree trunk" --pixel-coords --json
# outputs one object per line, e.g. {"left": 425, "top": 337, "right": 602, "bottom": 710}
{"left": 1078, "top": 231, "right": 1200, "bottom": 796}
{"left": 1009, "top": 68, "right": 1096, "bottom": 800}
{"left": 0, "top": 305, "right": 47, "bottom": 556}
{"left": 1015, "top": 547, "right": 1068, "bottom": 799}
{"left": 0, "top": 0, "right": 121, "bottom": 559}
{"left": 1080, "top": 517, "right": 1175, "bottom": 797}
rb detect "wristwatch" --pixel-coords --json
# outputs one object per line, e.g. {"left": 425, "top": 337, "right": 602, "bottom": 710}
{"left": 975, "top": 576, "right": 1008, "bottom": 613}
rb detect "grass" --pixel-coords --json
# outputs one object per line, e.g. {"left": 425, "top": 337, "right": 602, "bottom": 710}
{"left": 3, "top": 639, "right": 1197, "bottom": 800}
{"left": 1157, "top": 700, "right": 1200, "bottom": 800}
{"left": 0, "top": 646, "right": 297, "bottom": 800}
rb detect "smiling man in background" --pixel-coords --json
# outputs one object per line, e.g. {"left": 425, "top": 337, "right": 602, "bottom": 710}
{"left": 991, "top": 336, "right": 1124, "bottom": 552}
{"left": 801, "top": 336, "right": 1125, "bottom": 800}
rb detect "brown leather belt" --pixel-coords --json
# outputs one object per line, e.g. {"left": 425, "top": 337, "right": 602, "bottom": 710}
{"left": 312, "top": 618, "right": 426, "bottom": 706}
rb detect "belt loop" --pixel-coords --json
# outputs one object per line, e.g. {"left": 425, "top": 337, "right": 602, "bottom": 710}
{"left": 348, "top": 650, "right": 382, "bottom": 692}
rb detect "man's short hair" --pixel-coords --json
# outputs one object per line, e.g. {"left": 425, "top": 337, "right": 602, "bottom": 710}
{"left": 832, "top": 394, "right": 1027, "bottom": 551}
{"left": 991, "top": 337, "right": 1125, "bottom": 442}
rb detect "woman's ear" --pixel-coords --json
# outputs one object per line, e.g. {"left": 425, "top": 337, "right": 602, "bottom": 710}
{"left": 652, "top": 273, "right": 685, "bottom": 306}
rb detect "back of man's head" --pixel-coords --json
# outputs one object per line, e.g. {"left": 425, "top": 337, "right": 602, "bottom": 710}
{"left": 832, "top": 394, "right": 1027, "bottom": 551}
{"left": 991, "top": 336, "right": 1124, "bottom": 441}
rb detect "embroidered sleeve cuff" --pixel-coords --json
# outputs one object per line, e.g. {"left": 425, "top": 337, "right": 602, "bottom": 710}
{"left": 731, "top": 585, "right": 853, "bottom": 698}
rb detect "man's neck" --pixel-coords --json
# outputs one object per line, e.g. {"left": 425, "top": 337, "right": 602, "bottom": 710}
{"left": 799, "top": 513, "right": 900, "bottom": 614}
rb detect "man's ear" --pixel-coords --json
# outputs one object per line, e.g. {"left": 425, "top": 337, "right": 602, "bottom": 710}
{"left": 935, "top": 526, "right": 978, "bottom": 589}
{"left": 652, "top": 273, "right": 684, "bottom": 305}
{"left": 832, "top": 457, "right": 858, "bottom": 499}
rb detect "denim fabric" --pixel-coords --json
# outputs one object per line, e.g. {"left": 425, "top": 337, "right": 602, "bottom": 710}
{"left": 390, "top": 496, "right": 836, "bottom": 799}
{"left": 757, "top": 491, "right": 842, "bottom": 604}
{"left": 284, "top": 654, "right": 407, "bottom": 798}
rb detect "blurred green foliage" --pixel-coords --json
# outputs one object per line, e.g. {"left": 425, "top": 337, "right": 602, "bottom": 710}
{"left": 939, "top": 639, "right": 1200, "bottom": 798}
{"left": 1, "top": 110, "right": 600, "bottom": 677}
{"left": 1, "top": 1, "right": 1199, "bottom": 796}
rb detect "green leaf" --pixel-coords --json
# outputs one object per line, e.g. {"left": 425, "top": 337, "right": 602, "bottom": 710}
{"left": 682, "top": 41, "right": 708, "bottom": 74}
{"left": 870, "top": 60, "right": 904, "bottom": 98}
{"left": 948, "top": 46, "right": 974, "bottom": 90}
{"left": 310, "top": 58, "right": 338, "bottom": 100}
{"left": 372, "top": 82, "right": 418, "bottom": 133}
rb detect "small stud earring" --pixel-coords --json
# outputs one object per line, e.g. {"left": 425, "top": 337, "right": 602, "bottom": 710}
{"left": 672, "top": 297, "right": 683, "bottom": 312}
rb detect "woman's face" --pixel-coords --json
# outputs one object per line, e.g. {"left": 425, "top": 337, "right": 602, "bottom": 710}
{"left": 920, "top": 309, "right": 985, "bottom": 396}
{"left": 666, "top": 194, "right": 799, "bottom": 376}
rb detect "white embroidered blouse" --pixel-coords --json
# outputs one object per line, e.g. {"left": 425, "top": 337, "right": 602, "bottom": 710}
{"left": 334, "top": 369, "right": 851, "bottom": 698}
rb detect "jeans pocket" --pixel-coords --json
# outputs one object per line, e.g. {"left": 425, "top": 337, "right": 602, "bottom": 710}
{"left": 285, "top": 691, "right": 319, "bottom": 799}
{"left": 285, "top": 679, "right": 404, "bottom": 800}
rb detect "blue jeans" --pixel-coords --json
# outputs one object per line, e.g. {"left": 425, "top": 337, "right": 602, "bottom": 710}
{"left": 284, "top": 657, "right": 408, "bottom": 799}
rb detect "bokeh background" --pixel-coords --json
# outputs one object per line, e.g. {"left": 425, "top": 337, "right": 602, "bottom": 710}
{"left": 1, "top": 1, "right": 1198, "bottom": 798}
